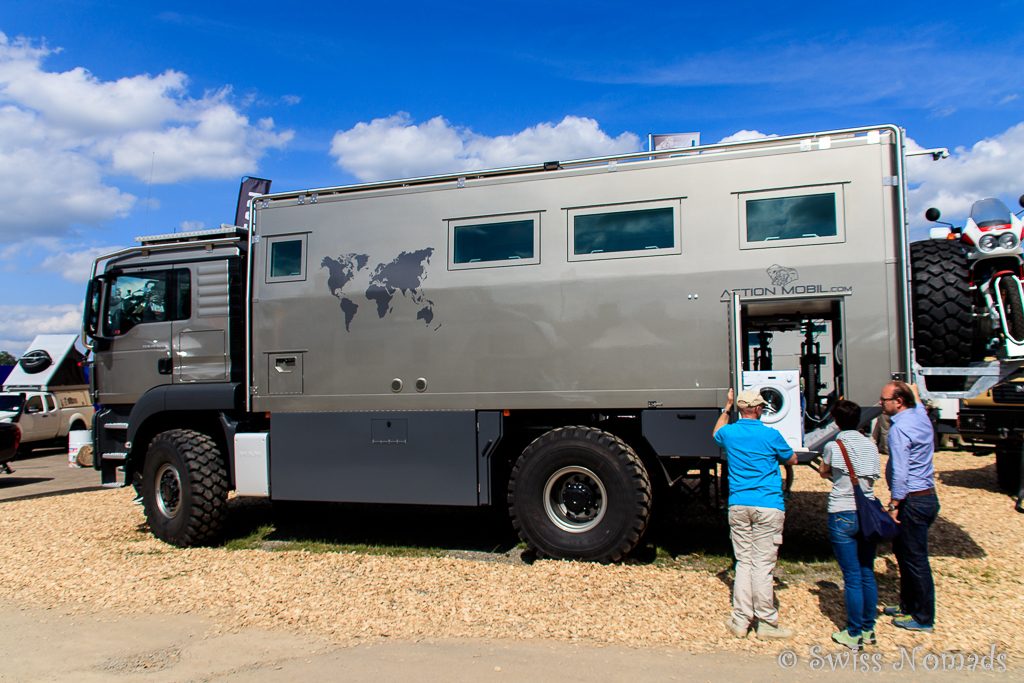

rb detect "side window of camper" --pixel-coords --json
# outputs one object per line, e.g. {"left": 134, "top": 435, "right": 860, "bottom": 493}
{"left": 567, "top": 199, "right": 682, "bottom": 262}
{"left": 266, "top": 234, "right": 307, "bottom": 282}
{"left": 103, "top": 269, "right": 190, "bottom": 336}
{"left": 739, "top": 185, "right": 846, "bottom": 249}
{"left": 448, "top": 213, "right": 541, "bottom": 270}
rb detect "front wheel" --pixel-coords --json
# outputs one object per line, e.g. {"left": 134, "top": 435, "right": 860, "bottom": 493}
{"left": 507, "top": 426, "right": 651, "bottom": 562}
{"left": 997, "top": 276, "right": 1024, "bottom": 343}
{"left": 142, "top": 429, "right": 228, "bottom": 546}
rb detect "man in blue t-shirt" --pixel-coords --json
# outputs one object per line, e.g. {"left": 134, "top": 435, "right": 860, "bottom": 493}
{"left": 714, "top": 388, "right": 797, "bottom": 640}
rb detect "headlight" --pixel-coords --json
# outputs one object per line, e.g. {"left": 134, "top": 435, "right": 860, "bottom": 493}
{"left": 997, "top": 232, "right": 1019, "bottom": 250}
{"left": 979, "top": 234, "right": 998, "bottom": 252}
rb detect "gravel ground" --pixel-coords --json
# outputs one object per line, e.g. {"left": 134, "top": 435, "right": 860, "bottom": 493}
{"left": 1, "top": 450, "right": 1021, "bottom": 662}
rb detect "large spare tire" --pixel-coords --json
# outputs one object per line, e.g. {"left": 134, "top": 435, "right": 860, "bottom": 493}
{"left": 910, "top": 240, "right": 975, "bottom": 388}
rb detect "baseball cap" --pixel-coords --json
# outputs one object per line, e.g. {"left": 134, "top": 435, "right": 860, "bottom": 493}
{"left": 735, "top": 389, "right": 767, "bottom": 407}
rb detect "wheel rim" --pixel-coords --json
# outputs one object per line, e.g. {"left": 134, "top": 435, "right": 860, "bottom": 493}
{"left": 542, "top": 466, "right": 607, "bottom": 533}
{"left": 155, "top": 463, "right": 182, "bottom": 519}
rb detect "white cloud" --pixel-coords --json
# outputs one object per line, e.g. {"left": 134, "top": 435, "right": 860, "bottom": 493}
{"left": 179, "top": 220, "right": 206, "bottom": 232}
{"left": 718, "top": 130, "right": 777, "bottom": 143}
{"left": 0, "top": 32, "right": 293, "bottom": 239}
{"left": 907, "top": 122, "right": 1024, "bottom": 237}
{"left": 105, "top": 103, "right": 292, "bottom": 183}
{"left": 330, "top": 113, "right": 641, "bottom": 182}
{"left": 0, "top": 140, "right": 135, "bottom": 235}
{"left": 39, "top": 245, "right": 121, "bottom": 283}
{"left": 0, "top": 303, "right": 83, "bottom": 355}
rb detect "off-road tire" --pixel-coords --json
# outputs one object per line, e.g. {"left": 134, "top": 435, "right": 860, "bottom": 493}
{"left": 910, "top": 240, "right": 975, "bottom": 390}
{"left": 142, "top": 429, "right": 228, "bottom": 547}
{"left": 995, "top": 439, "right": 1023, "bottom": 494}
{"left": 507, "top": 426, "right": 651, "bottom": 562}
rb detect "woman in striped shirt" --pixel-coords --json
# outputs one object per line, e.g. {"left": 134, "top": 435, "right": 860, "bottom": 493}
{"left": 819, "top": 399, "right": 882, "bottom": 651}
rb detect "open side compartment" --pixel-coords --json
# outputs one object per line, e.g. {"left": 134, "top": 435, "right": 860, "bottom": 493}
{"left": 731, "top": 295, "right": 850, "bottom": 457}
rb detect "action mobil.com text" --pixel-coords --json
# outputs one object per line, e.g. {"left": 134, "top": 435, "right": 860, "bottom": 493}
{"left": 720, "top": 284, "right": 855, "bottom": 300}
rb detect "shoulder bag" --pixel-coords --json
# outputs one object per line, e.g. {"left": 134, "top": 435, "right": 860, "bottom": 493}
{"left": 836, "top": 438, "right": 899, "bottom": 541}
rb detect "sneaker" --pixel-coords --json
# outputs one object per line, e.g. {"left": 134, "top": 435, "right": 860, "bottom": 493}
{"left": 882, "top": 605, "right": 904, "bottom": 617}
{"left": 831, "top": 630, "right": 863, "bottom": 651}
{"left": 724, "top": 619, "right": 749, "bottom": 638}
{"left": 756, "top": 622, "right": 794, "bottom": 640}
{"left": 892, "top": 615, "right": 934, "bottom": 633}
{"left": 862, "top": 629, "right": 877, "bottom": 645}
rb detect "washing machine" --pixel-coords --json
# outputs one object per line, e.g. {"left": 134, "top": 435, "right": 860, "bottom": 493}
{"left": 741, "top": 370, "right": 803, "bottom": 450}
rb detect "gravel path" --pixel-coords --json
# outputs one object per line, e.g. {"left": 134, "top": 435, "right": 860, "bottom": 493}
{"left": 1, "top": 451, "right": 1021, "bottom": 661}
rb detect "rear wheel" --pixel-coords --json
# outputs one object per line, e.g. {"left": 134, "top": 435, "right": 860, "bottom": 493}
{"left": 142, "top": 429, "right": 228, "bottom": 546}
{"left": 507, "top": 426, "right": 651, "bottom": 562}
{"left": 910, "top": 240, "right": 975, "bottom": 390}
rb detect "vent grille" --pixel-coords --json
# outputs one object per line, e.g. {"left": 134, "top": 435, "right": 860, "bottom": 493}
{"left": 992, "top": 383, "right": 1024, "bottom": 404}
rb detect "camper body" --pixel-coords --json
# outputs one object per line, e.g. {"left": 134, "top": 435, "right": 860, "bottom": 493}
{"left": 0, "top": 334, "right": 93, "bottom": 451}
{"left": 83, "top": 125, "right": 1012, "bottom": 560}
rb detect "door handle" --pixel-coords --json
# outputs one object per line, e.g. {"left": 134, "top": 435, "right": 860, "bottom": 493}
{"left": 158, "top": 358, "right": 173, "bottom": 375}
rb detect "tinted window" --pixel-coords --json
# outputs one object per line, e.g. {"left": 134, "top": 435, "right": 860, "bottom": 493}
{"left": 24, "top": 395, "right": 43, "bottom": 413}
{"left": 746, "top": 193, "right": 837, "bottom": 242}
{"left": 573, "top": 207, "right": 674, "bottom": 255}
{"left": 176, "top": 270, "right": 191, "bottom": 319}
{"left": 104, "top": 270, "right": 189, "bottom": 337}
{"left": 270, "top": 239, "right": 303, "bottom": 277}
{"left": 454, "top": 220, "right": 534, "bottom": 264}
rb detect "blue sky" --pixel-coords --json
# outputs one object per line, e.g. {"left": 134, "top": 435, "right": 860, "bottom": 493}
{"left": 1, "top": 1, "right": 1023, "bottom": 353}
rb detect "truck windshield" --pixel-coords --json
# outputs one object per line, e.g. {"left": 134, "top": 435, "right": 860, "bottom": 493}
{"left": 969, "top": 198, "right": 1012, "bottom": 228}
{"left": 0, "top": 395, "right": 24, "bottom": 412}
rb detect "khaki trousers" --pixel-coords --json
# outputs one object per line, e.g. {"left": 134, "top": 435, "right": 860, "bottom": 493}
{"left": 728, "top": 505, "right": 785, "bottom": 628}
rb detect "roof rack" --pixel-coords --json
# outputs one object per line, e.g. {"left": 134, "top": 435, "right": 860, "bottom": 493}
{"left": 135, "top": 224, "right": 247, "bottom": 246}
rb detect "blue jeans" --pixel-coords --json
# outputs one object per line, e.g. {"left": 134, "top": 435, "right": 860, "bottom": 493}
{"left": 893, "top": 493, "right": 939, "bottom": 626}
{"left": 828, "top": 511, "right": 878, "bottom": 636}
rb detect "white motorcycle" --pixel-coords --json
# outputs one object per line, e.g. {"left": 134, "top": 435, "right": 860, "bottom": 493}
{"left": 914, "top": 196, "right": 1024, "bottom": 381}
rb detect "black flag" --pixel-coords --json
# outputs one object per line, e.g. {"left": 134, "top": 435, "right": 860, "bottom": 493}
{"left": 234, "top": 176, "right": 272, "bottom": 228}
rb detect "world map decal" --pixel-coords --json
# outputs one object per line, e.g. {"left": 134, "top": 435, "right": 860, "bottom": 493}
{"left": 321, "top": 248, "right": 438, "bottom": 331}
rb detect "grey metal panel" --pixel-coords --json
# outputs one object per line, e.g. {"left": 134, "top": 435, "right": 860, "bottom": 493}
{"left": 641, "top": 409, "right": 721, "bottom": 458}
{"left": 268, "top": 353, "right": 303, "bottom": 395}
{"left": 270, "top": 411, "right": 479, "bottom": 505}
{"left": 176, "top": 330, "right": 227, "bottom": 382}
{"left": 251, "top": 131, "right": 904, "bottom": 414}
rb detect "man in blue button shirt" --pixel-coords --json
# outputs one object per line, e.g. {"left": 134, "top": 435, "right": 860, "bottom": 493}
{"left": 714, "top": 388, "right": 798, "bottom": 640}
{"left": 881, "top": 381, "right": 939, "bottom": 633}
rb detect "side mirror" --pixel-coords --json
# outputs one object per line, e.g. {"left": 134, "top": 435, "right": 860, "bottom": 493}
{"left": 925, "top": 207, "right": 941, "bottom": 222}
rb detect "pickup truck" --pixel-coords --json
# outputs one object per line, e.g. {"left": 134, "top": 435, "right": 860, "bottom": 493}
{"left": 0, "top": 389, "right": 92, "bottom": 453}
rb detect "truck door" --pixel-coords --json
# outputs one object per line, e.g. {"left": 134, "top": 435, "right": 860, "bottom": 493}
{"left": 19, "top": 393, "right": 59, "bottom": 441}
{"left": 93, "top": 270, "right": 180, "bottom": 405}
